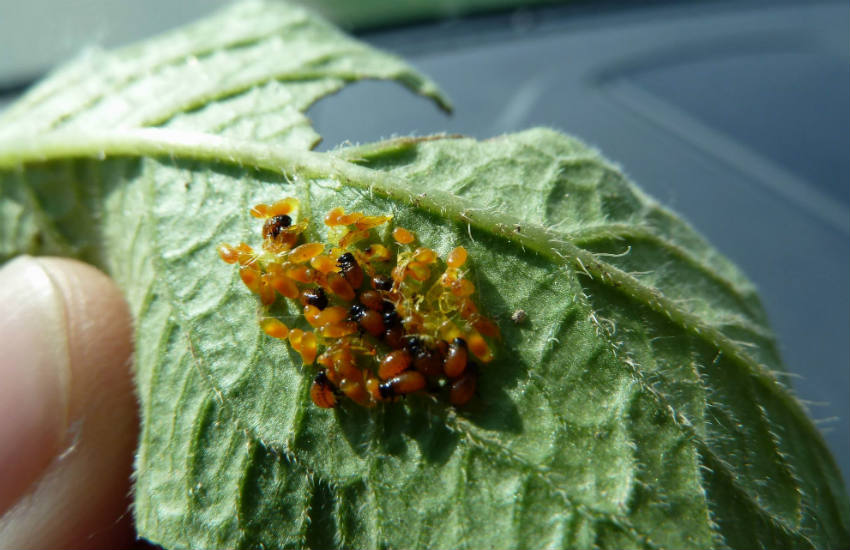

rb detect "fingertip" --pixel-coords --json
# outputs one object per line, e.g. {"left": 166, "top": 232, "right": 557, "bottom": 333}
{"left": 37, "top": 257, "right": 135, "bottom": 428}
{"left": 0, "top": 256, "right": 71, "bottom": 513}
{"left": 0, "top": 257, "right": 137, "bottom": 548}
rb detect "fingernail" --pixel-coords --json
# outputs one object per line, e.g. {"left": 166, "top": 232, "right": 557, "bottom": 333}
{"left": 0, "top": 256, "right": 71, "bottom": 514}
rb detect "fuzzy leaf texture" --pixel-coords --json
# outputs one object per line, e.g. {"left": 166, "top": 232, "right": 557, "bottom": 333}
{"left": 0, "top": 2, "right": 847, "bottom": 548}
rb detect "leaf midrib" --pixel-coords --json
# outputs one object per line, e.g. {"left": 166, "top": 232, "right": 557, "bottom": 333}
{"left": 565, "top": 223, "right": 766, "bottom": 325}
{"left": 0, "top": 127, "right": 821, "bottom": 538}
{"left": 0, "top": 128, "right": 797, "bottom": 388}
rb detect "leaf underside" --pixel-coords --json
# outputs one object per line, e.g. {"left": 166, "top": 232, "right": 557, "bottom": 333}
{"left": 0, "top": 2, "right": 847, "bottom": 548}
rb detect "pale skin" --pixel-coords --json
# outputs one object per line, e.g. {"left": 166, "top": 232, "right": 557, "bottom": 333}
{"left": 0, "top": 256, "right": 137, "bottom": 548}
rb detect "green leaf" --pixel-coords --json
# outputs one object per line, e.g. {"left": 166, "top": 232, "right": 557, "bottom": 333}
{"left": 1, "top": 2, "right": 847, "bottom": 549}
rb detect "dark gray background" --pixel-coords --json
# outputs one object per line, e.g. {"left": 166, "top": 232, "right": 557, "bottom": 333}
{"left": 2, "top": 0, "right": 847, "bottom": 487}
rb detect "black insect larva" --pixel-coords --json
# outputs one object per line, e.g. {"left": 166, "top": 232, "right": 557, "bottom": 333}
{"left": 302, "top": 287, "right": 328, "bottom": 310}
{"left": 348, "top": 303, "right": 367, "bottom": 321}
{"left": 378, "top": 370, "right": 426, "bottom": 399}
{"left": 443, "top": 337, "right": 468, "bottom": 378}
{"left": 372, "top": 275, "right": 393, "bottom": 291}
{"left": 337, "top": 252, "right": 364, "bottom": 289}
{"left": 310, "top": 370, "right": 337, "bottom": 409}
{"left": 383, "top": 310, "right": 402, "bottom": 328}
{"left": 263, "top": 214, "right": 292, "bottom": 240}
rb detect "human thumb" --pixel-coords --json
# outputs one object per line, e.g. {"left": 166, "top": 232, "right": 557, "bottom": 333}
{"left": 0, "top": 256, "right": 137, "bottom": 548}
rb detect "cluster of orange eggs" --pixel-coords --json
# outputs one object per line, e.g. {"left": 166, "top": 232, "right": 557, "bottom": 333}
{"left": 217, "top": 198, "right": 498, "bottom": 409}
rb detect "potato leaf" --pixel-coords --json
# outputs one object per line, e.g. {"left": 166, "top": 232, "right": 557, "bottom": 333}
{"left": 0, "top": 1, "right": 847, "bottom": 548}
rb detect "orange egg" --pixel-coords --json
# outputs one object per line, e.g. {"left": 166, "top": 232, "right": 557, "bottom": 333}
{"left": 217, "top": 243, "right": 239, "bottom": 264}
{"left": 260, "top": 318, "right": 289, "bottom": 340}
{"left": 392, "top": 227, "right": 415, "bottom": 244}
{"left": 447, "top": 246, "right": 467, "bottom": 268}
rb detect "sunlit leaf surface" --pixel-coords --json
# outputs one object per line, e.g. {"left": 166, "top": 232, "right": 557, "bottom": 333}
{"left": 0, "top": 2, "right": 847, "bottom": 548}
